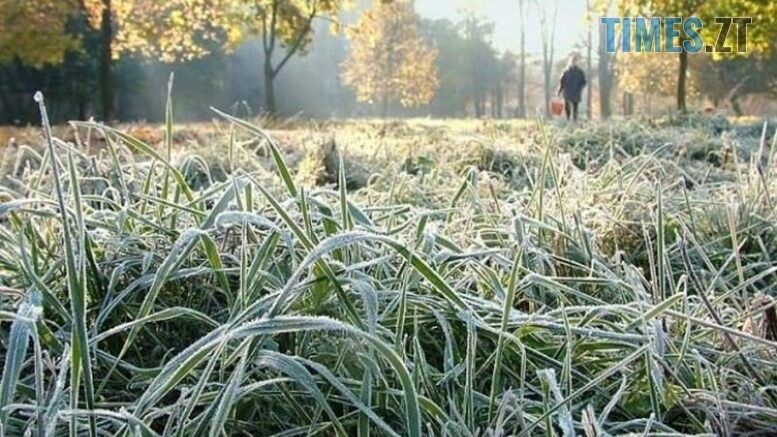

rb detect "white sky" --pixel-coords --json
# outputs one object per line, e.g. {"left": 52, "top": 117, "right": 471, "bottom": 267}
{"left": 415, "top": 0, "right": 590, "bottom": 57}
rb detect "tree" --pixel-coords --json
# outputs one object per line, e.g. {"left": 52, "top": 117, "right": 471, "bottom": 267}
{"left": 0, "top": 1, "right": 86, "bottom": 120}
{"left": 0, "top": 1, "right": 81, "bottom": 68}
{"left": 592, "top": 0, "right": 620, "bottom": 119}
{"left": 98, "top": 0, "right": 112, "bottom": 121}
{"left": 696, "top": 0, "right": 777, "bottom": 114}
{"left": 516, "top": 0, "right": 527, "bottom": 117}
{"left": 628, "top": 0, "right": 777, "bottom": 113}
{"left": 619, "top": 52, "right": 696, "bottom": 114}
{"left": 597, "top": 25, "right": 617, "bottom": 119}
{"left": 535, "top": 0, "right": 557, "bottom": 116}
{"left": 421, "top": 19, "right": 470, "bottom": 116}
{"left": 341, "top": 0, "right": 439, "bottom": 118}
{"left": 630, "top": 0, "right": 703, "bottom": 112}
{"left": 585, "top": 0, "right": 593, "bottom": 118}
{"left": 460, "top": 14, "right": 496, "bottom": 117}
{"left": 0, "top": 0, "right": 224, "bottom": 120}
{"left": 493, "top": 51, "right": 517, "bottom": 118}
{"left": 218, "top": 0, "right": 350, "bottom": 115}
{"left": 83, "top": 0, "right": 226, "bottom": 119}
{"left": 695, "top": 53, "right": 777, "bottom": 115}
{"left": 420, "top": 15, "right": 506, "bottom": 118}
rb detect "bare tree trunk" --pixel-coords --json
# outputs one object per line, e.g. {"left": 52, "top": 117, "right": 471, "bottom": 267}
{"left": 99, "top": 0, "right": 113, "bottom": 121}
{"left": 517, "top": 0, "right": 526, "bottom": 118}
{"left": 586, "top": 0, "right": 593, "bottom": 119}
{"left": 263, "top": 59, "right": 277, "bottom": 115}
{"left": 77, "top": 97, "right": 87, "bottom": 120}
{"left": 677, "top": 48, "right": 688, "bottom": 113}
{"left": 260, "top": 0, "right": 316, "bottom": 116}
{"left": 538, "top": 0, "right": 557, "bottom": 117}
{"left": 0, "top": 94, "right": 8, "bottom": 124}
{"left": 475, "top": 91, "right": 485, "bottom": 118}
{"left": 598, "top": 22, "right": 614, "bottom": 119}
{"left": 622, "top": 91, "right": 634, "bottom": 116}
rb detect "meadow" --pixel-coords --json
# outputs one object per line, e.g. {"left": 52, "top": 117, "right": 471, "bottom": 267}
{"left": 0, "top": 103, "right": 776, "bottom": 436}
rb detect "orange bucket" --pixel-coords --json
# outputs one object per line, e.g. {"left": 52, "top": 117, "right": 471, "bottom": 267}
{"left": 550, "top": 98, "right": 565, "bottom": 117}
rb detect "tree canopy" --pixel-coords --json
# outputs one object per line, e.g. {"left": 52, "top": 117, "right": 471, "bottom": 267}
{"left": 341, "top": 0, "right": 439, "bottom": 115}
{"left": 0, "top": 0, "right": 81, "bottom": 67}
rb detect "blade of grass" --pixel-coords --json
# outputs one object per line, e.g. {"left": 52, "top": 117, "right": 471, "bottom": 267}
{"left": 35, "top": 92, "right": 96, "bottom": 437}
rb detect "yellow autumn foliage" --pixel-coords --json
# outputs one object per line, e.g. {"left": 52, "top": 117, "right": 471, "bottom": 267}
{"left": 341, "top": 0, "right": 439, "bottom": 109}
{"left": 0, "top": 0, "right": 81, "bottom": 67}
{"left": 1, "top": 0, "right": 352, "bottom": 68}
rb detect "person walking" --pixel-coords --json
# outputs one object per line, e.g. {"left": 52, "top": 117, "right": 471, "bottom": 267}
{"left": 557, "top": 54, "right": 587, "bottom": 121}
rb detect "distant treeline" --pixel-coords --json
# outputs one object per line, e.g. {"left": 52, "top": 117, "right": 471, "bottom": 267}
{"left": 2, "top": 1, "right": 775, "bottom": 124}
{"left": 1, "top": 14, "right": 528, "bottom": 124}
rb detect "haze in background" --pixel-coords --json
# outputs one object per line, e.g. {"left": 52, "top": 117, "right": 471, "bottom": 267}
{"left": 417, "top": 0, "right": 588, "bottom": 56}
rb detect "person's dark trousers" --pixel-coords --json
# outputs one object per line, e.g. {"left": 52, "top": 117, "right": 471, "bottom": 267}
{"left": 564, "top": 100, "right": 579, "bottom": 121}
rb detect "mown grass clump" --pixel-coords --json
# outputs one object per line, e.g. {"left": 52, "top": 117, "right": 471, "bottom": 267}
{"left": 1, "top": 101, "right": 776, "bottom": 436}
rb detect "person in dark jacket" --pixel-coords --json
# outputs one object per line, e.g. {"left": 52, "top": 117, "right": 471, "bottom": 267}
{"left": 557, "top": 54, "right": 587, "bottom": 121}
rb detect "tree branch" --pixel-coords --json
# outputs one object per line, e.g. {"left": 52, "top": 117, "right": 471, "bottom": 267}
{"left": 271, "top": 3, "right": 317, "bottom": 77}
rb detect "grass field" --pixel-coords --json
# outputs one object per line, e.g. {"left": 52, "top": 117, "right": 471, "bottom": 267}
{"left": 1, "top": 104, "right": 776, "bottom": 435}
